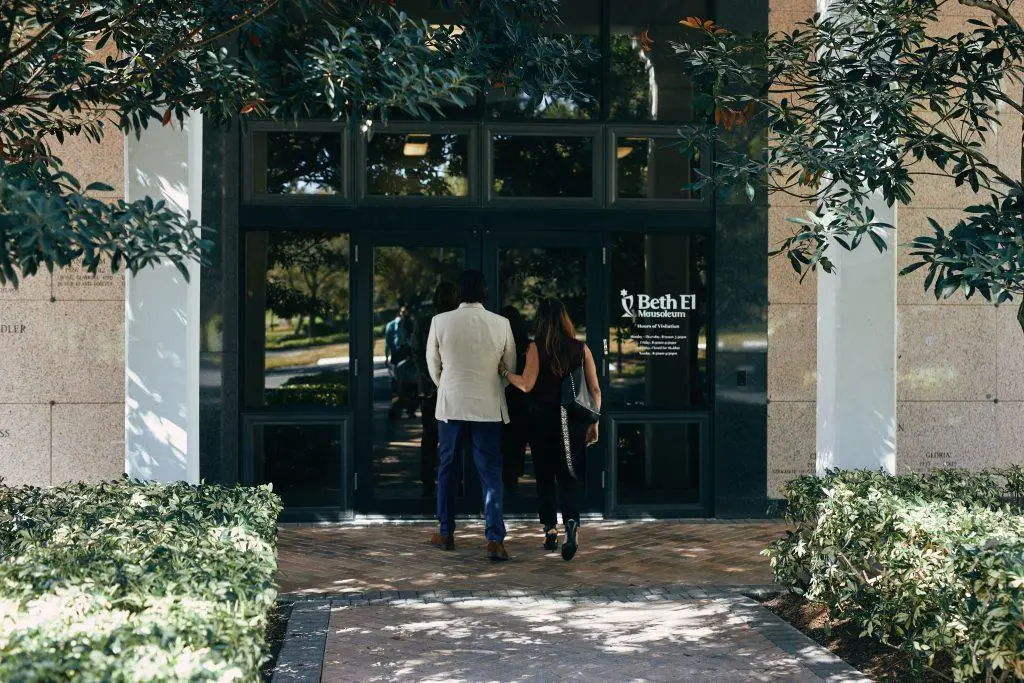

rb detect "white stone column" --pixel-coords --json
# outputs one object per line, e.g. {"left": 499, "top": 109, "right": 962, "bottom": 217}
{"left": 815, "top": 0, "right": 897, "bottom": 474}
{"left": 816, "top": 199, "right": 898, "bottom": 474}
{"left": 124, "top": 113, "right": 203, "bottom": 483}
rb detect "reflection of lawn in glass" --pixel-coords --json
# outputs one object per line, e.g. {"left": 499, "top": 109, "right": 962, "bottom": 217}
{"left": 264, "top": 344, "right": 347, "bottom": 372}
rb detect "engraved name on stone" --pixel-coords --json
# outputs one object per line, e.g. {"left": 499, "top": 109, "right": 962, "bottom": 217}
{"left": 55, "top": 273, "right": 116, "bottom": 287}
{"left": 0, "top": 324, "right": 26, "bottom": 334}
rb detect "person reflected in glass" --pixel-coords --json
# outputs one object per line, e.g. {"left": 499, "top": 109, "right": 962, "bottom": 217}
{"left": 414, "top": 282, "right": 458, "bottom": 498}
{"left": 385, "top": 304, "right": 417, "bottom": 419}
{"left": 499, "top": 305, "right": 530, "bottom": 497}
{"left": 503, "top": 299, "right": 601, "bottom": 561}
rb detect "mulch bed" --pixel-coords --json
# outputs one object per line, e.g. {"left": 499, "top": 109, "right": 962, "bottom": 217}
{"left": 759, "top": 592, "right": 951, "bottom": 682}
{"left": 260, "top": 600, "right": 294, "bottom": 682}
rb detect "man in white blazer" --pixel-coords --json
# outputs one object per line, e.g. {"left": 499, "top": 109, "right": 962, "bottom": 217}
{"left": 426, "top": 270, "right": 517, "bottom": 561}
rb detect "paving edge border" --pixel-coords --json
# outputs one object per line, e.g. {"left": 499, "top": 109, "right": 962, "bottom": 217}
{"left": 270, "top": 600, "right": 331, "bottom": 683}
{"left": 276, "top": 583, "right": 785, "bottom": 603}
{"left": 271, "top": 585, "right": 869, "bottom": 682}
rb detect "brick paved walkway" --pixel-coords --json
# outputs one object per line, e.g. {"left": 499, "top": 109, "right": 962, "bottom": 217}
{"left": 276, "top": 520, "right": 788, "bottom": 596}
{"left": 272, "top": 521, "right": 869, "bottom": 682}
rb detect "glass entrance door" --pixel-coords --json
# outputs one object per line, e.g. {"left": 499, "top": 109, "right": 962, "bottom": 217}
{"left": 354, "top": 229, "right": 602, "bottom": 517}
{"left": 485, "top": 231, "right": 604, "bottom": 516}
{"left": 355, "top": 233, "right": 479, "bottom": 514}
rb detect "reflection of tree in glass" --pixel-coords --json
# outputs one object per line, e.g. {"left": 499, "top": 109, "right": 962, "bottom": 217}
{"left": 609, "top": 34, "right": 653, "bottom": 120}
{"left": 617, "top": 138, "right": 699, "bottom": 200}
{"left": 374, "top": 247, "right": 464, "bottom": 321}
{"left": 265, "top": 133, "right": 343, "bottom": 195}
{"left": 487, "top": 33, "right": 600, "bottom": 120}
{"left": 500, "top": 248, "right": 587, "bottom": 331}
{"left": 366, "top": 134, "right": 469, "bottom": 197}
{"left": 492, "top": 136, "right": 592, "bottom": 197}
{"left": 267, "top": 233, "right": 349, "bottom": 341}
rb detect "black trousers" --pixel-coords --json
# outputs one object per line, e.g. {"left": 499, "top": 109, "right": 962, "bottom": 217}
{"left": 420, "top": 394, "right": 439, "bottom": 487}
{"left": 530, "top": 403, "right": 584, "bottom": 529}
{"left": 501, "top": 409, "right": 528, "bottom": 492}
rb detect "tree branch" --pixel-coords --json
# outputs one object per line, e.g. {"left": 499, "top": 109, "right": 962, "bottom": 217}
{"left": 957, "top": 0, "right": 1019, "bottom": 26}
{"left": 0, "top": 1, "right": 88, "bottom": 74}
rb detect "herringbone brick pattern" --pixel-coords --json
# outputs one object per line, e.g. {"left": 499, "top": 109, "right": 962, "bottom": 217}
{"left": 275, "top": 520, "right": 788, "bottom": 596}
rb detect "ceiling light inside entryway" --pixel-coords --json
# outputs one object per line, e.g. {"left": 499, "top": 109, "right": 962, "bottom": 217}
{"left": 403, "top": 134, "right": 431, "bottom": 156}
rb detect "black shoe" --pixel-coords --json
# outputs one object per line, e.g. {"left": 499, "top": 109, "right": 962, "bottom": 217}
{"left": 561, "top": 520, "right": 579, "bottom": 562}
{"left": 543, "top": 527, "right": 559, "bottom": 552}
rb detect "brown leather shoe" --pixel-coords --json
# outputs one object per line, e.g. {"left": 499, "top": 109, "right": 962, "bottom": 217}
{"left": 430, "top": 532, "right": 455, "bottom": 551}
{"left": 486, "top": 541, "right": 509, "bottom": 562}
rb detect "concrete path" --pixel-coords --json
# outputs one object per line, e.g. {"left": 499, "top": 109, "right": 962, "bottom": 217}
{"left": 271, "top": 522, "right": 868, "bottom": 682}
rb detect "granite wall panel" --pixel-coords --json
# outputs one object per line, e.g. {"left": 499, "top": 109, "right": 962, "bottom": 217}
{"left": 0, "top": 130, "right": 125, "bottom": 488}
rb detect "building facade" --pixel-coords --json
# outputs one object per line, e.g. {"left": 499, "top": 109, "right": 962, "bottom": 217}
{"left": 0, "top": 0, "right": 1019, "bottom": 519}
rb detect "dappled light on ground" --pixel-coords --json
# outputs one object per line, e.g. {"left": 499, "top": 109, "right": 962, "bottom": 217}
{"left": 319, "top": 591, "right": 868, "bottom": 682}
{"left": 276, "top": 520, "right": 788, "bottom": 596}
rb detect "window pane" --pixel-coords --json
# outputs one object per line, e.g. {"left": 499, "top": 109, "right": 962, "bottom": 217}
{"left": 616, "top": 137, "right": 701, "bottom": 200}
{"left": 252, "top": 423, "right": 343, "bottom": 507}
{"left": 251, "top": 131, "right": 343, "bottom": 196}
{"left": 616, "top": 422, "right": 701, "bottom": 505}
{"left": 366, "top": 133, "right": 470, "bottom": 197}
{"left": 371, "top": 246, "right": 466, "bottom": 500}
{"left": 485, "top": 1, "right": 600, "bottom": 120}
{"left": 244, "top": 231, "right": 350, "bottom": 407}
{"left": 608, "top": 233, "right": 709, "bottom": 409}
{"left": 491, "top": 135, "right": 593, "bottom": 198}
{"left": 610, "top": 1, "right": 710, "bottom": 121}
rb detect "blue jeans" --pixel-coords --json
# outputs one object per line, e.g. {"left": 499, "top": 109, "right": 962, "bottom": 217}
{"left": 437, "top": 420, "right": 506, "bottom": 542}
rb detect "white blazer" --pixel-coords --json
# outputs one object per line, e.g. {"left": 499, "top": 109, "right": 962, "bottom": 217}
{"left": 426, "top": 303, "right": 517, "bottom": 424}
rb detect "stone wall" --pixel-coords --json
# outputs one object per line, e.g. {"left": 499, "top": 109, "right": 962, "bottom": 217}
{"left": 0, "top": 133, "right": 125, "bottom": 486}
{"left": 895, "top": 2, "right": 1024, "bottom": 477}
{"left": 767, "top": 0, "right": 818, "bottom": 497}
{"left": 767, "top": 0, "right": 1024, "bottom": 496}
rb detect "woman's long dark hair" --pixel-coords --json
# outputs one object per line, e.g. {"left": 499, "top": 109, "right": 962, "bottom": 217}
{"left": 534, "top": 299, "right": 577, "bottom": 377}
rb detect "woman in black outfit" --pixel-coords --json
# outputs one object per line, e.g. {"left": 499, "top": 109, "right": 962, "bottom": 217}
{"left": 503, "top": 299, "right": 601, "bottom": 561}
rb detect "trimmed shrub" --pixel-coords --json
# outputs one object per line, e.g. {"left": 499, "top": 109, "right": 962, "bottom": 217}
{"left": 767, "top": 467, "right": 1024, "bottom": 681}
{"left": 0, "top": 478, "right": 281, "bottom": 681}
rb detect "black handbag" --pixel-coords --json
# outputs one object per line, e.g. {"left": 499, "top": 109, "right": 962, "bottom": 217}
{"left": 560, "top": 363, "right": 600, "bottom": 424}
{"left": 558, "top": 363, "right": 599, "bottom": 480}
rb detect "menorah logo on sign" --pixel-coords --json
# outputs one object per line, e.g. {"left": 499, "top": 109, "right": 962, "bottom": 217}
{"left": 620, "top": 290, "right": 696, "bottom": 319}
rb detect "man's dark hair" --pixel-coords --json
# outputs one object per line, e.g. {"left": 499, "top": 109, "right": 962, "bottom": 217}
{"left": 456, "top": 269, "right": 488, "bottom": 304}
{"left": 434, "top": 281, "right": 458, "bottom": 313}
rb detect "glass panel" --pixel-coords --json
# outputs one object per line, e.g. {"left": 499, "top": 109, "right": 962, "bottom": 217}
{"left": 491, "top": 135, "right": 594, "bottom": 198}
{"left": 616, "top": 422, "right": 701, "bottom": 505}
{"left": 608, "top": 233, "right": 709, "bottom": 409}
{"left": 616, "top": 137, "right": 701, "bottom": 200}
{"left": 498, "top": 245, "right": 589, "bottom": 499}
{"left": 252, "top": 423, "right": 343, "bottom": 507}
{"left": 244, "top": 231, "right": 351, "bottom": 407}
{"left": 372, "top": 246, "right": 466, "bottom": 499}
{"left": 366, "top": 133, "right": 470, "bottom": 197}
{"left": 251, "top": 131, "right": 343, "bottom": 196}
{"left": 485, "top": 1, "right": 600, "bottom": 120}
{"left": 610, "top": 1, "right": 710, "bottom": 121}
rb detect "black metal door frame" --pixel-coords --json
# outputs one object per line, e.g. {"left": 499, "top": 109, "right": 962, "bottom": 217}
{"left": 481, "top": 228, "right": 606, "bottom": 516}
{"left": 353, "top": 228, "right": 483, "bottom": 516}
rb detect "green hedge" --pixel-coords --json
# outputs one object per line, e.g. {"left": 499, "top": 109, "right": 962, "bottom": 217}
{"left": 0, "top": 478, "right": 282, "bottom": 681}
{"left": 768, "top": 467, "right": 1024, "bottom": 681}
